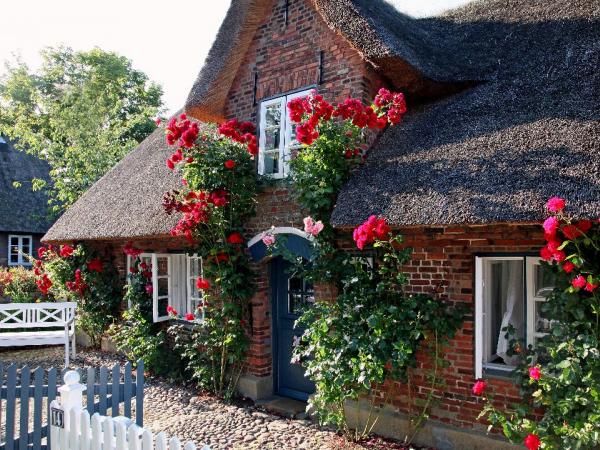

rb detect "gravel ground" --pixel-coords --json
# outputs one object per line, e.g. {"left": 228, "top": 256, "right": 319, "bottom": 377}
{"left": 1, "top": 347, "right": 389, "bottom": 450}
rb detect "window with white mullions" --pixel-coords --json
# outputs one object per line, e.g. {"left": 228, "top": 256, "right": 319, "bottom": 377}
{"left": 475, "top": 256, "right": 556, "bottom": 378}
{"left": 8, "top": 235, "right": 32, "bottom": 266}
{"left": 187, "top": 254, "right": 205, "bottom": 321}
{"left": 152, "top": 254, "right": 172, "bottom": 323}
{"left": 258, "top": 89, "right": 312, "bottom": 178}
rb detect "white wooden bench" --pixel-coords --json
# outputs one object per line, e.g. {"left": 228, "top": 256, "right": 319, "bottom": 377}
{"left": 0, "top": 302, "right": 77, "bottom": 367}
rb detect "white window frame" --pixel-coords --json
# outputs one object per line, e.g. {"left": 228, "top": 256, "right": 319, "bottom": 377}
{"left": 186, "top": 254, "right": 205, "bottom": 321}
{"left": 258, "top": 89, "right": 312, "bottom": 178}
{"left": 127, "top": 252, "right": 205, "bottom": 323}
{"left": 475, "top": 256, "right": 553, "bottom": 378}
{"left": 8, "top": 235, "right": 33, "bottom": 266}
{"left": 151, "top": 253, "right": 172, "bottom": 323}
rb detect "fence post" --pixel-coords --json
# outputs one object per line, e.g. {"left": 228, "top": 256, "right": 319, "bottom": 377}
{"left": 58, "top": 370, "right": 86, "bottom": 410}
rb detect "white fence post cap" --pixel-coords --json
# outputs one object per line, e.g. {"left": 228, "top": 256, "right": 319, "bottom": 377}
{"left": 59, "top": 370, "right": 86, "bottom": 393}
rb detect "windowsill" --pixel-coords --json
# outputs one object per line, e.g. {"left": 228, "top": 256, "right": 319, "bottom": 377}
{"left": 483, "top": 363, "right": 517, "bottom": 379}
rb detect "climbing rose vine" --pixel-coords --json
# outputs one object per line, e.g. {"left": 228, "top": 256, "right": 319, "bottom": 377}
{"left": 287, "top": 88, "right": 406, "bottom": 224}
{"left": 478, "top": 198, "right": 600, "bottom": 450}
{"left": 161, "top": 117, "right": 257, "bottom": 399}
{"left": 266, "top": 89, "right": 464, "bottom": 442}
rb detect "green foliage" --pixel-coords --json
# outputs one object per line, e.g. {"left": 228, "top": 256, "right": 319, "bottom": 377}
{"left": 40, "top": 243, "right": 120, "bottom": 346}
{"left": 480, "top": 209, "right": 600, "bottom": 449}
{"left": 290, "top": 237, "right": 464, "bottom": 439}
{"left": 0, "top": 266, "right": 45, "bottom": 303}
{"left": 288, "top": 121, "right": 363, "bottom": 223}
{"left": 168, "top": 302, "right": 248, "bottom": 401}
{"left": 0, "top": 47, "right": 163, "bottom": 213}
{"left": 109, "top": 305, "right": 167, "bottom": 374}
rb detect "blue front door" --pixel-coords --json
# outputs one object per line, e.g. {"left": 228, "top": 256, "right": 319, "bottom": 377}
{"left": 272, "top": 258, "right": 316, "bottom": 400}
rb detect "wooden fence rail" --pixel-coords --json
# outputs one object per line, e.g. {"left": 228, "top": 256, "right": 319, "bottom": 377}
{"left": 0, "top": 360, "right": 144, "bottom": 450}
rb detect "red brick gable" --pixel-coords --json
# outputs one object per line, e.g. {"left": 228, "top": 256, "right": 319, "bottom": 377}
{"left": 223, "top": 0, "right": 385, "bottom": 123}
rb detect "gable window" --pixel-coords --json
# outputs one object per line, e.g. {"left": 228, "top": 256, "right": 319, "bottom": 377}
{"left": 8, "top": 235, "right": 32, "bottom": 266}
{"left": 258, "top": 89, "right": 312, "bottom": 178}
{"left": 127, "top": 253, "right": 204, "bottom": 323}
{"left": 475, "top": 256, "right": 555, "bottom": 378}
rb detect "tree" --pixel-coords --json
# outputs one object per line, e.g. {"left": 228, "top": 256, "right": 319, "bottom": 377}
{"left": 0, "top": 47, "right": 163, "bottom": 214}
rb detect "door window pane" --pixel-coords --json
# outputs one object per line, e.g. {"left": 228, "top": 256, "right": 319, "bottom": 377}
{"left": 288, "top": 277, "right": 315, "bottom": 316}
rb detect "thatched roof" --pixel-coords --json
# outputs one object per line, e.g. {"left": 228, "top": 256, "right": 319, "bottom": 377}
{"left": 0, "top": 138, "right": 53, "bottom": 234}
{"left": 331, "top": 0, "right": 600, "bottom": 227}
{"left": 185, "top": 0, "right": 469, "bottom": 122}
{"left": 185, "top": 0, "right": 277, "bottom": 122}
{"left": 43, "top": 125, "right": 181, "bottom": 243}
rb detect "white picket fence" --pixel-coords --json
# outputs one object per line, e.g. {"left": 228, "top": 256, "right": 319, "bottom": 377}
{"left": 49, "top": 371, "right": 210, "bottom": 450}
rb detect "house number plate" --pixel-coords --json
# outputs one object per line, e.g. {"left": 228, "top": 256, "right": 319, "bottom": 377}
{"left": 51, "top": 407, "right": 64, "bottom": 428}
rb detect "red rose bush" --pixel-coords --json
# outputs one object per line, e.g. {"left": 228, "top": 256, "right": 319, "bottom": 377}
{"left": 479, "top": 198, "right": 600, "bottom": 449}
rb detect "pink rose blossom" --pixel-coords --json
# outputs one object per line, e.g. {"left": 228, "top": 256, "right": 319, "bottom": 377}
{"left": 543, "top": 216, "right": 560, "bottom": 236}
{"left": 472, "top": 379, "right": 487, "bottom": 396}
{"left": 303, "top": 216, "right": 324, "bottom": 236}
{"left": 546, "top": 196, "right": 565, "bottom": 212}
{"left": 572, "top": 275, "right": 587, "bottom": 289}
{"left": 262, "top": 233, "right": 276, "bottom": 247}
{"left": 145, "top": 284, "right": 153, "bottom": 294}
{"left": 529, "top": 366, "right": 541, "bottom": 380}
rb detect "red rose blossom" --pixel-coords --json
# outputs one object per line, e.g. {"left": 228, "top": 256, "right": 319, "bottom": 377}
{"left": 472, "top": 379, "right": 487, "bottom": 396}
{"left": 227, "top": 232, "right": 244, "bottom": 245}
{"left": 543, "top": 216, "right": 559, "bottom": 236}
{"left": 546, "top": 196, "right": 565, "bottom": 212}
{"left": 196, "top": 278, "right": 210, "bottom": 290}
{"left": 562, "top": 261, "right": 576, "bottom": 273}
{"left": 572, "top": 275, "right": 587, "bottom": 289}
{"left": 224, "top": 159, "right": 236, "bottom": 169}
{"left": 524, "top": 434, "right": 541, "bottom": 450}
{"left": 585, "top": 281, "right": 598, "bottom": 292}
{"left": 184, "top": 313, "right": 195, "bottom": 321}
{"left": 59, "top": 245, "right": 74, "bottom": 258}
{"left": 86, "top": 258, "right": 103, "bottom": 273}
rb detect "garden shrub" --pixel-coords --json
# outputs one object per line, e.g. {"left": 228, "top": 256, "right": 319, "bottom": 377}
{"left": 1, "top": 266, "right": 45, "bottom": 303}
{"left": 36, "top": 243, "right": 120, "bottom": 347}
{"left": 477, "top": 197, "right": 600, "bottom": 450}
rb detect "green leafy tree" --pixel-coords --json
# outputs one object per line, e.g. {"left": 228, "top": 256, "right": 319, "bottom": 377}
{"left": 0, "top": 47, "right": 163, "bottom": 213}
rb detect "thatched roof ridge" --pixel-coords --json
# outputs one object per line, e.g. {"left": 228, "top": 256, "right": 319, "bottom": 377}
{"left": 331, "top": 0, "right": 600, "bottom": 227}
{"left": 43, "top": 125, "right": 181, "bottom": 243}
{"left": 185, "top": 0, "right": 471, "bottom": 121}
{"left": 0, "top": 138, "right": 53, "bottom": 234}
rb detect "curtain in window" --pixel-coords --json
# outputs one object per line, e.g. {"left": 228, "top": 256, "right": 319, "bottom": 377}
{"left": 496, "top": 262, "right": 523, "bottom": 364}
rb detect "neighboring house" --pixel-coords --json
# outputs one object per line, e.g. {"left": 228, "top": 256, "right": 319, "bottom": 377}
{"left": 0, "top": 136, "right": 53, "bottom": 267}
{"left": 43, "top": 0, "right": 600, "bottom": 448}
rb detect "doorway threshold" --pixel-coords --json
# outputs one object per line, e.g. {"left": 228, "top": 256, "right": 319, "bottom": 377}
{"left": 256, "top": 395, "right": 308, "bottom": 419}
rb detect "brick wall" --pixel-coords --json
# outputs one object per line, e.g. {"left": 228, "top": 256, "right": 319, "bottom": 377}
{"left": 336, "top": 223, "right": 544, "bottom": 432}
{"left": 222, "top": 0, "right": 386, "bottom": 377}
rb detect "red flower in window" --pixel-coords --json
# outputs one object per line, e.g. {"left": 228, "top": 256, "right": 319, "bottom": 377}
{"left": 184, "top": 313, "right": 195, "bottom": 321}
{"left": 196, "top": 278, "right": 210, "bottom": 290}
{"left": 166, "top": 305, "right": 178, "bottom": 316}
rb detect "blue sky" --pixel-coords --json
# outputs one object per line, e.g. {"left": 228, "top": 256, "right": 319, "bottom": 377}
{"left": 0, "top": 0, "right": 473, "bottom": 114}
